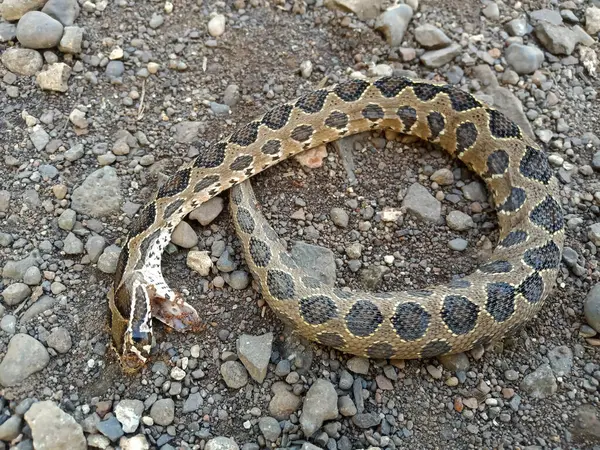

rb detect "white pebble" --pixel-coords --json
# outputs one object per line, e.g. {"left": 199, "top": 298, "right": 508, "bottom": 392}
{"left": 208, "top": 14, "right": 226, "bottom": 37}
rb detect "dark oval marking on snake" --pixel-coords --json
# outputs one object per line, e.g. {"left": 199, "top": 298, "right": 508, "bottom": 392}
{"left": 498, "top": 187, "right": 527, "bottom": 212}
{"left": 333, "top": 79, "right": 370, "bottom": 102}
{"left": 299, "top": 295, "right": 338, "bottom": 325}
{"left": 397, "top": 106, "right": 417, "bottom": 132}
{"left": 290, "top": 124, "right": 314, "bottom": 142}
{"left": 529, "top": 196, "right": 564, "bottom": 234}
{"left": 266, "top": 269, "right": 296, "bottom": 301}
{"left": 362, "top": 103, "right": 385, "bottom": 121}
{"left": 523, "top": 240, "right": 561, "bottom": 271}
{"left": 442, "top": 295, "right": 479, "bottom": 335}
{"left": 236, "top": 207, "right": 255, "bottom": 234}
{"left": 486, "top": 282, "right": 516, "bottom": 322}
{"left": 412, "top": 83, "right": 445, "bottom": 102}
{"left": 520, "top": 146, "right": 552, "bottom": 184}
{"left": 249, "top": 237, "right": 271, "bottom": 267}
{"left": 456, "top": 122, "right": 478, "bottom": 154}
{"left": 447, "top": 89, "right": 482, "bottom": 112}
{"left": 261, "top": 104, "right": 293, "bottom": 130}
{"left": 421, "top": 340, "right": 452, "bottom": 358}
{"left": 374, "top": 76, "right": 413, "bottom": 98}
{"left": 157, "top": 168, "right": 191, "bottom": 199}
{"left": 345, "top": 300, "right": 383, "bottom": 337}
{"left": 324, "top": 110, "right": 349, "bottom": 129}
{"left": 317, "top": 332, "right": 345, "bottom": 348}
{"left": 296, "top": 90, "right": 329, "bottom": 114}
{"left": 499, "top": 230, "right": 528, "bottom": 248}
{"left": 427, "top": 111, "right": 445, "bottom": 141}
{"left": 367, "top": 342, "right": 395, "bottom": 359}
{"left": 391, "top": 302, "right": 431, "bottom": 341}
{"left": 486, "top": 150, "right": 510, "bottom": 175}
{"left": 261, "top": 139, "right": 281, "bottom": 156}
{"left": 230, "top": 155, "right": 254, "bottom": 171}
{"left": 479, "top": 260, "right": 513, "bottom": 274}
{"left": 130, "top": 203, "right": 156, "bottom": 236}
{"left": 230, "top": 121, "right": 261, "bottom": 147}
{"left": 163, "top": 198, "right": 185, "bottom": 220}
{"left": 487, "top": 109, "right": 521, "bottom": 139}
{"left": 194, "top": 142, "right": 227, "bottom": 168}
{"left": 519, "top": 272, "right": 544, "bottom": 304}
{"left": 194, "top": 175, "right": 220, "bottom": 193}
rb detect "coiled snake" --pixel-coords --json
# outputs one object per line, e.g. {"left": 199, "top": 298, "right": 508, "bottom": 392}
{"left": 108, "top": 76, "right": 565, "bottom": 372}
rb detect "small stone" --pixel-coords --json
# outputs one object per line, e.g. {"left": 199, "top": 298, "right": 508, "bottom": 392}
{"left": 300, "top": 60, "right": 313, "bottom": 78}
{"left": 588, "top": 223, "right": 600, "bottom": 246}
{"left": 228, "top": 270, "right": 249, "bottom": 290}
{"left": 97, "top": 245, "right": 121, "bottom": 274}
{"left": 148, "top": 13, "right": 164, "bottom": 28}
{"left": 25, "top": 401, "right": 86, "bottom": 449}
{"left": 438, "top": 353, "right": 470, "bottom": 372}
{"left": 446, "top": 210, "right": 474, "bottom": 231}
{"left": 347, "top": 357, "right": 369, "bottom": 375}
{"left": 505, "top": 44, "right": 544, "bottom": 74}
{"left": 535, "top": 22, "right": 578, "bottom": 55}
{"left": 115, "top": 399, "right": 144, "bottom": 433}
{"left": 46, "top": 327, "right": 72, "bottom": 353}
{"left": 0, "top": 334, "right": 49, "bottom": 386}
{"left": 221, "top": 361, "right": 248, "bottom": 389}
{"left": 420, "top": 43, "right": 462, "bottom": 68}
{"left": 58, "top": 208, "right": 77, "bottom": 230}
{"left": 585, "top": 6, "right": 600, "bottom": 35}
{"left": 58, "top": 26, "right": 83, "bottom": 53}
{"left": 448, "top": 238, "right": 468, "bottom": 251}
{"left": 375, "top": 4, "right": 413, "bottom": 47}
{"left": 352, "top": 413, "right": 381, "bottom": 429}
{"left": 1, "top": 48, "right": 43, "bottom": 76}
{"left": 237, "top": 333, "right": 272, "bottom": 383}
{"left": 23, "top": 266, "right": 42, "bottom": 285}
{"left": 0, "top": 416, "right": 22, "bottom": 441}
{"left": 96, "top": 416, "right": 124, "bottom": 442}
{"left": 295, "top": 145, "right": 327, "bottom": 168}
{"left": 258, "top": 417, "right": 281, "bottom": 442}
{"left": 149, "top": 398, "right": 174, "bottom": 426}
{"left": 105, "top": 60, "right": 124, "bottom": 79}
{"left": 29, "top": 125, "right": 50, "bottom": 151}
{"left": 402, "top": 182, "right": 441, "bottom": 222}
{"left": 182, "top": 392, "right": 203, "bottom": 413}
{"left": 65, "top": 144, "right": 84, "bottom": 161}
{"left": 268, "top": 385, "right": 301, "bottom": 420}
{"left": 42, "top": 0, "right": 81, "bottom": 25}
{"left": 300, "top": 379, "right": 338, "bottom": 437}
{"left": 430, "top": 168, "right": 454, "bottom": 185}
{"left": 547, "top": 345, "right": 573, "bottom": 375}
{"left": 482, "top": 2, "right": 499, "bottom": 20}
{"left": 414, "top": 24, "right": 451, "bottom": 49}
{"left": 1, "top": 282, "right": 31, "bottom": 305}
{"left": 63, "top": 232, "right": 84, "bottom": 254}
{"left": 189, "top": 197, "right": 224, "bottom": 226}
{"left": 171, "top": 221, "right": 198, "bottom": 248}
{"left": 330, "top": 207, "right": 349, "bottom": 227}
{"left": 584, "top": 283, "right": 600, "bottom": 332}
{"left": 206, "top": 437, "right": 239, "bottom": 450}
{"left": 36, "top": 62, "right": 71, "bottom": 92}
{"left": 208, "top": 14, "right": 226, "bottom": 37}
{"left": 426, "top": 365, "right": 442, "bottom": 379}
{"left": 16, "top": 11, "right": 63, "bottom": 49}
{"left": 1, "top": 0, "right": 46, "bottom": 21}
{"left": 520, "top": 364, "right": 557, "bottom": 398}
{"left": 187, "top": 250, "right": 212, "bottom": 277}
{"left": 338, "top": 395, "right": 357, "bottom": 416}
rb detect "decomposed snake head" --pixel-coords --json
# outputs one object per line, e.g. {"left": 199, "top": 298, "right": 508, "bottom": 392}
{"left": 119, "top": 280, "right": 154, "bottom": 373}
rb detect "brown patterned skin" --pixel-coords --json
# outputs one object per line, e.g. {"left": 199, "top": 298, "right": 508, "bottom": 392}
{"left": 109, "top": 76, "right": 565, "bottom": 372}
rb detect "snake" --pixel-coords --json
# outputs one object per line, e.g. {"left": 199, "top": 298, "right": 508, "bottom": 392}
{"left": 108, "top": 76, "right": 565, "bottom": 372}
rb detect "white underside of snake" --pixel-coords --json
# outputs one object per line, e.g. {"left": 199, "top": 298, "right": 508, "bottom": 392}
{"left": 107, "top": 76, "right": 565, "bottom": 373}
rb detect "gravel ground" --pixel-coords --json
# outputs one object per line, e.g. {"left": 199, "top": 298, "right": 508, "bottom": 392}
{"left": 1, "top": 0, "right": 600, "bottom": 449}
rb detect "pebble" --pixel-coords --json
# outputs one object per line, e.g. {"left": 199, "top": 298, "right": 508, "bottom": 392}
{"left": 547, "top": 345, "right": 573, "bottom": 375}
{"left": 96, "top": 416, "right": 124, "bottom": 442}
{"left": 2, "top": 282, "right": 31, "bottom": 305}
{"left": 402, "top": 182, "right": 441, "bottom": 222}
{"left": 430, "top": 168, "right": 454, "bottom": 185}
{"left": 59, "top": 26, "right": 83, "bottom": 53}
{"left": 115, "top": 399, "right": 144, "bottom": 433}
{"left": 149, "top": 399, "right": 174, "bottom": 426}
{"left": 46, "top": 327, "right": 72, "bottom": 353}
{"left": 220, "top": 361, "right": 248, "bottom": 389}
{"left": 426, "top": 365, "right": 442, "bottom": 379}
{"left": 208, "top": 14, "right": 226, "bottom": 37}
{"left": 258, "top": 417, "right": 281, "bottom": 441}
{"left": 170, "top": 221, "right": 198, "bottom": 248}
{"left": 1, "top": 48, "right": 43, "bottom": 76}
{"left": 535, "top": 22, "right": 578, "bottom": 55}
{"left": 505, "top": 44, "right": 544, "bottom": 74}
{"left": 25, "top": 401, "right": 86, "bottom": 450}
{"left": 347, "top": 357, "right": 369, "bottom": 375}
{"left": 36, "top": 62, "right": 71, "bottom": 92}
{"left": 237, "top": 333, "right": 272, "bottom": 383}
{"left": 97, "top": 245, "right": 121, "bottom": 274}
{"left": 190, "top": 197, "right": 224, "bottom": 226}
{"left": 584, "top": 283, "right": 600, "bottom": 332}
{"left": 375, "top": 4, "right": 413, "bottom": 47}
{"left": 269, "top": 384, "right": 301, "bottom": 420}
{"left": 105, "top": 60, "right": 125, "bottom": 79}
{"left": 0, "top": 416, "right": 22, "bottom": 441}
{"left": 228, "top": 270, "right": 250, "bottom": 290}
{"left": 438, "top": 353, "right": 470, "bottom": 371}
{"left": 338, "top": 395, "right": 357, "bottom": 416}
{"left": 1, "top": 0, "right": 46, "bottom": 21}
{"left": 0, "top": 334, "right": 49, "bottom": 386}
{"left": 420, "top": 43, "right": 462, "bottom": 68}
{"left": 149, "top": 13, "right": 164, "bottom": 29}
{"left": 63, "top": 232, "right": 84, "bottom": 254}
{"left": 520, "top": 364, "right": 557, "bottom": 398}
{"left": 300, "top": 379, "right": 338, "bottom": 437}
{"left": 448, "top": 238, "right": 468, "bottom": 251}
{"left": 182, "top": 392, "right": 203, "bottom": 413}
{"left": 588, "top": 223, "right": 600, "bottom": 246}
{"left": 414, "top": 24, "right": 452, "bottom": 49}
{"left": 330, "top": 207, "right": 349, "bottom": 227}
{"left": 446, "top": 210, "right": 474, "bottom": 231}
{"left": 187, "top": 250, "right": 212, "bottom": 277}
{"left": 206, "top": 437, "right": 239, "bottom": 450}
{"left": 586, "top": 6, "right": 600, "bottom": 34}
{"left": 23, "top": 266, "right": 41, "bottom": 285}
{"left": 16, "top": 11, "right": 64, "bottom": 49}
{"left": 58, "top": 208, "right": 76, "bottom": 230}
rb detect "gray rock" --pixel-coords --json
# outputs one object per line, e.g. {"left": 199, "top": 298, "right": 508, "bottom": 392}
{"left": 41, "top": 0, "right": 80, "bottom": 25}
{"left": 174, "top": 121, "right": 203, "bottom": 143}
{"left": 505, "top": 44, "right": 544, "bottom": 75}
{"left": 63, "top": 232, "right": 83, "bottom": 254}
{"left": 535, "top": 22, "right": 578, "bottom": 55}
{"left": 300, "top": 379, "right": 338, "bottom": 437}
{"left": 38, "top": 164, "right": 58, "bottom": 179}
{"left": 222, "top": 84, "right": 240, "bottom": 106}
{"left": 115, "top": 399, "right": 144, "bottom": 433}
{"left": 189, "top": 197, "right": 224, "bottom": 226}
{"left": 529, "top": 8, "right": 563, "bottom": 25}
{"left": 71, "top": 167, "right": 122, "bottom": 217}
{"left": 36, "top": 62, "right": 71, "bottom": 92}
{"left": 1, "top": 48, "right": 43, "bottom": 75}
{"left": 430, "top": 168, "right": 454, "bottom": 185}
{"left": 182, "top": 392, "right": 203, "bottom": 413}
{"left": 171, "top": 221, "right": 198, "bottom": 249}
{"left": 586, "top": 6, "right": 600, "bottom": 35}
{"left": 29, "top": 125, "right": 50, "bottom": 151}
{"left": 21, "top": 295, "right": 55, "bottom": 323}
{"left": 420, "top": 43, "right": 462, "bottom": 68}
{"left": 584, "top": 283, "right": 600, "bottom": 332}
{"left": 0, "top": 22, "right": 16, "bottom": 42}
{"left": 269, "top": 384, "right": 301, "bottom": 420}
{"left": 96, "top": 416, "right": 124, "bottom": 442}
{"left": 352, "top": 412, "right": 381, "bottom": 429}
{"left": 0, "top": 334, "right": 49, "bottom": 387}
{"left": 589, "top": 223, "right": 600, "bottom": 246}
{"left": 216, "top": 249, "right": 235, "bottom": 272}
{"left": 505, "top": 17, "right": 530, "bottom": 36}
{"left": 205, "top": 437, "right": 239, "bottom": 450}
{"left": 237, "top": 333, "right": 272, "bottom": 383}
{"left": 220, "top": 361, "right": 248, "bottom": 389}
{"left": 520, "top": 364, "right": 557, "bottom": 398}
{"left": 374, "top": 4, "right": 413, "bottom": 47}
{"left": 23, "top": 266, "right": 42, "bottom": 285}
{"left": 58, "top": 26, "right": 83, "bottom": 53}
{"left": 58, "top": 209, "right": 76, "bottom": 230}
{"left": 330, "top": 207, "right": 349, "bottom": 227}
{"left": 228, "top": 270, "right": 249, "bottom": 290}
{"left": 547, "top": 345, "right": 573, "bottom": 375}
{"left": 25, "top": 401, "right": 86, "bottom": 450}
{"left": 0, "top": 0, "right": 45, "bottom": 21}
{"left": 148, "top": 13, "right": 164, "bottom": 29}
{"left": 210, "top": 102, "right": 230, "bottom": 116}
{"left": 346, "top": 357, "right": 369, "bottom": 375}
{"left": 65, "top": 144, "right": 84, "bottom": 162}
{"left": 291, "top": 241, "right": 336, "bottom": 286}
{"left": 16, "top": 11, "right": 63, "bottom": 49}
{"left": 482, "top": 2, "right": 499, "bottom": 20}
{"left": 446, "top": 210, "right": 474, "bottom": 231}
{"left": 46, "top": 327, "right": 72, "bottom": 354}
{"left": 2, "top": 282, "right": 31, "bottom": 305}
{"left": 97, "top": 245, "right": 121, "bottom": 274}
{"left": 402, "top": 182, "right": 441, "bottom": 222}
{"left": 0, "top": 315, "right": 16, "bottom": 334}
{"left": 414, "top": 24, "right": 452, "bottom": 49}
{"left": 0, "top": 415, "right": 22, "bottom": 441}
{"left": 572, "top": 404, "right": 600, "bottom": 441}
{"left": 105, "top": 60, "right": 124, "bottom": 79}
{"left": 461, "top": 181, "right": 487, "bottom": 202}
{"left": 360, "top": 265, "right": 387, "bottom": 290}
{"left": 0, "top": 190, "right": 10, "bottom": 212}
{"left": 150, "top": 398, "right": 173, "bottom": 427}
{"left": 448, "top": 238, "right": 468, "bottom": 251}
{"left": 338, "top": 395, "right": 357, "bottom": 416}
{"left": 438, "top": 352, "right": 470, "bottom": 372}
{"left": 258, "top": 417, "right": 281, "bottom": 441}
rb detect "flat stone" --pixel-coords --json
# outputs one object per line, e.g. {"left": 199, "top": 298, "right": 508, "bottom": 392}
{"left": 42, "top": 0, "right": 80, "bottom": 25}
{"left": 190, "top": 197, "right": 224, "bottom": 226}
{"left": 237, "top": 333, "right": 273, "bottom": 383}
{"left": 520, "top": 364, "right": 557, "bottom": 398}
{"left": 1, "top": 48, "right": 43, "bottom": 76}
{"left": 114, "top": 399, "right": 144, "bottom": 433}
{"left": 268, "top": 384, "right": 301, "bottom": 420}
{"left": 0, "top": 334, "right": 49, "bottom": 387}
{"left": 0, "top": 415, "right": 22, "bottom": 441}
{"left": 374, "top": 4, "right": 413, "bottom": 47}
{"left": 347, "top": 357, "right": 369, "bottom": 375}
{"left": 36, "top": 62, "right": 71, "bottom": 92}
{"left": 535, "top": 22, "right": 578, "bottom": 55}
{"left": 96, "top": 416, "right": 124, "bottom": 442}
{"left": 0, "top": 0, "right": 46, "bottom": 21}
{"left": 1, "top": 282, "right": 31, "bottom": 305}
{"left": 547, "top": 345, "right": 573, "bottom": 375}
{"left": 25, "top": 401, "right": 86, "bottom": 450}
{"left": 584, "top": 283, "right": 600, "bottom": 332}
{"left": 187, "top": 250, "right": 212, "bottom": 277}
{"left": 205, "top": 437, "right": 239, "bottom": 450}
{"left": 220, "top": 361, "right": 248, "bottom": 389}
{"left": 324, "top": 0, "right": 382, "bottom": 20}
{"left": 71, "top": 167, "right": 122, "bottom": 217}
{"left": 171, "top": 221, "right": 198, "bottom": 248}
{"left": 414, "top": 24, "right": 452, "bottom": 49}
{"left": 402, "top": 182, "right": 441, "bottom": 222}
{"left": 291, "top": 241, "right": 336, "bottom": 286}
{"left": 420, "top": 43, "right": 462, "bottom": 68}
{"left": 58, "top": 26, "right": 83, "bottom": 54}
{"left": 258, "top": 416, "right": 281, "bottom": 442}
{"left": 46, "top": 327, "right": 72, "bottom": 353}
{"left": 300, "top": 379, "right": 338, "bottom": 437}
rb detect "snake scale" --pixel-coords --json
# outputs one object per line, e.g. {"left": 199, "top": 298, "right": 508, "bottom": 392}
{"left": 108, "top": 76, "right": 565, "bottom": 372}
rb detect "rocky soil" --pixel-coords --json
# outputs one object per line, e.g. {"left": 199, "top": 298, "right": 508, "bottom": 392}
{"left": 0, "top": 0, "right": 600, "bottom": 449}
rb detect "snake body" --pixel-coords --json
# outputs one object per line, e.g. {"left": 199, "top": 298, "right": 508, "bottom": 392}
{"left": 109, "top": 76, "right": 565, "bottom": 371}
